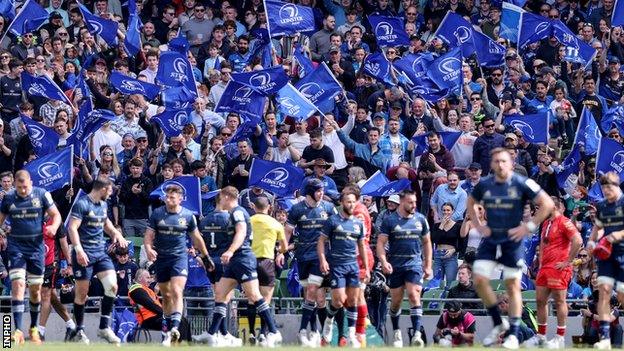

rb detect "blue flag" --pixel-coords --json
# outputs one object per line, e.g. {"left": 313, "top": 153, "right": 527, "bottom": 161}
{"left": 393, "top": 52, "right": 435, "bottom": 83}
{"left": 248, "top": 158, "right": 305, "bottom": 197}
{"left": 603, "top": 104, "right": 624, "bottom": 136}
{"left": 276, "top": 83, "right": 318, "bottom": 121}
{"left": 124, "top": 14, "right": 142, "bottom": 56}
{"left": 231, "top": 67, "right": 289, "bottom": 95}
{"left": 0, "top": 0, "right": 15, "bottom": 21}
{"left": 150, "top": 176, "right": 202, "bottom": 214}
{"left": 293, "top": 43, "right": 313, "bottom": 78}
{"left": 361, "top": 52, "right": 395, "bottom": 86}
{"left": 161, "top": 86, "right": 196, "bottom": 109}
{"left": 410, "top": 131, "right": 463, "bottom": 157}
{"left": 500, "top": 1, "right": 525, "bottom": 42}
{"left": 588, "top": 181, "right": 604, "bottom": 202}
{"left": 265, "top": 0, "right": 315, "bottom": 37}
{"left": 360, "top": 172, "right": 411, "bottom": 197}
{"left": 22, "top": 115, "right": 59, "bottom": 157}
{"left": 110, "top": 72, "right": 160, "bottom": 100}
{"left": 518, "top": 12, "right": 552, "bottom": 48}
{"left": 75, "top": 70, "right": 92, "bottom": 106}
{"left": 21, "top": 72, "right": 72, "bottom": 106}
{"left": 215, "top": 80, "right": 266, "bottom": 119}
{"left": 369, "top": 15, "right": 410, "bottom": 47}
{"left": 556, "top": 145, "right": 581, "bottom": 188}
{"left": 504, "top": 113, "right": 549, "bottom": 143}
{"left": 78, "top": 3, "right": 119, "bottom": 45}
{"left": 25, "top": 146, "right": 73, "bottom": 191}
{"left": 614, "top": 0, "right": 624, "bottom": 27}
{"left": 473, "top": 30, "right": 506, "bottom": 67}
{"left": 64, "top": 189, "right": 87, "bottom": 229}
{"left": 574, "top": 107, "right": 602, "bottom": 155}
{"left": 229, "top": 116, "right": 262, "bottom": 144}
{"left": 426, "top": 48, "right": 463, "bottom": 95}
{"left": 433, "top": 13, "right": 476, "bottom": 57}
{"left": 597, "top": 137, "right": 624, "bottom": 177}
{"left": 151, "top": 108, "right": 193, "bottom": 137}
{"left": 359, "top": 170, "right": 389, "bottom": 194}
{"left": 551, "top": 21, "right": 597, "bottom": 68}
{"left": 168, "top": 31, "right": 190, "bottom": 55}
{"left": 155, "top": 51, "right": 197, "bottom": 95}
{"left": 294, "top": 62, "right": 343, "bottom": 113}
{"left": 6, "top": 0, "right": 48, "bottom": 36}
{"left": 67, "top": 101, "right": 116, "bottom": 156}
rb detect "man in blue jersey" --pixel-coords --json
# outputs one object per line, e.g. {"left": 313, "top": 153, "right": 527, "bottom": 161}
{"left": 318, "top": 187, "right": 370, "bottom": 348}
{"left": 67, "top": 177, "right": 127, "bottom": 345}
{"left": 286, "top": 178, "right": 337, "bottom": 347}
{"left": 467, "top": 148, "right": 554, "bottom": 349}
{"left": 144, "top": 184, "right": 212, "bottom": 346}
{"left": 587, "top": 172, "right": 624, "bottom": 349}
{"left": 204, "top": 186, "right": 282, "bottom": 347}
{"left": 0, "top": 170, "right": 62, "bottom": 345}
{"left": 376, "top": 189, "right": 432, "bottom": 348}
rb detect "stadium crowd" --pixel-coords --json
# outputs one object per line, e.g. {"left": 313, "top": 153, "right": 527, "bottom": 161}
{"left": 0, "top": 0, "right": 624, "bottom": 348}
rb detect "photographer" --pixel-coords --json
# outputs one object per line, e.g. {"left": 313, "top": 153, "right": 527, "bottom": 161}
{"left": 433, "top": 301, "right": 475, "bottom": 347}
{"left": 580, "top": 292, "right": 623, "bottom": 347}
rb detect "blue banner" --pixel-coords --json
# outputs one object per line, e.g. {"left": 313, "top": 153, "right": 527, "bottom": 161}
{"left": 75, "top": 70, "right": 92, "bottom": 107}
{"left": 359, "top": 170, "right": 412, "bottom": 197}
{"left": 168, "top": 31, "right": 190, "bottom": 55}
{"left": 151, "top": 108, "right": 193, "bottom": 137}
{"left": 551, "top": 21, "right": 597, "bottom": 68}
{"left": 25, "top": 146, "right": 73, "bottom": 191}
{"left": 556, "top": 145, "right": 581, "bottom": 188}
{"left": 248, "top": 158, "right": 305, "bottom": 197}
{"left": 161, "top": 86, "right": 196, "bottom": 109}
{"left": 21, "top": 72, "right": 72, "bottom": 106}
{"left": 22, "top": 115, "right": 59, "bottom": 157}
{"left": 78, "top": 3, "right": 119, "bottom": 45}
{"left": 276, "top": 83, "right": 318, "bottom": 121}
{"left": 504, "top": 113, "right": 549, "bottom": 143}
{"left": 155, "top": 51, "right": 197, "bottom": 95}
{"left": 426, "top": 48, "right": 462, "bottom": 95}
{"left": 603, "top": 104, "right": 624, "bottom": 136}
{"left": 369, "top": 15, "right": 410, "bottom": 47}
{"left": 500, "top": 1, "right": 524, "bottom": 43}
{"left": 150, "top": 176, "right": 201, "bottom": 214}
{"left": 518, "top": 12, "right": 552, "bottom": 48}
{"left": 0, "top": 0, "right": 15, "bottom": 21}
{"left": 588, "top": 181, "right": 604, "bottom": 202}
{"left": 229, "top": 116, "right": 262, "bottom": 144}
{"left": 393, "top": 52, "right": 435, "bottom": 84}
{"left": 215, "top": 80, "right": 266, "bottom": 118}
{"left": 473, "top": 30, "right": 506, "bottom": 67}
{"left": 574, "top": 107, "right": 602, "bottom": 155}
{"left": 359, "top": 170, "right": 389, "bottom": 194}
{"left": 110, "top": 72, "right": 160, "bottom": 100}
{"left": 67, "top": 100, "right": 117, "bottom": 156}
{"left": 6, "top": 0, "right": 47, "bottom": 36}
{"left": 294, "top": 62, "right": 343, "bottom": 113}
{"left": 124, "top": 14, "right": 142, "bottom": 56}
{"left": 362, "top": 52, "right": 395, "bottom": 86}
{"left": 410, "top": 131, "right": 463, "bottom": 157}
{"left": 596, "top": 137, "right": 624, "bottom": 177}
{"left": 265, "top": 0, "right": 315, "bottom": 37}
{"left": 293, "top": 43, "right": 313, "bottom": 78}
{"left": 433, "top": 13, "right": 476, "bottom": 57}
{"left": 614, "top": 0, "right": 624, "bottom": 28}
{"left": 231, "top": 66, "right": 289, "bottom": 95}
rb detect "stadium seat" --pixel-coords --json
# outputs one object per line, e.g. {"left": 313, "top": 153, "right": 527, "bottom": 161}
{"left": 126, "top": 236, "right": 144, "bottom": 262}
{"left": 422, "top": 289, "right": 445, "bottom": 314}
{"left": 521, "top": 290, "right": 537, "bottom": 310}
{"left": 489, "top": 279, "right": 504, "bottom": 291}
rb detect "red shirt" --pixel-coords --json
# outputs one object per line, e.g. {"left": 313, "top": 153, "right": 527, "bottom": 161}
{"left": 43, "top": 218, "right": 55, "bottom": 266}
{"left": 353, "top": 202, "right": 371, "bottom": 245}
{"left": 539, "top": 214, "right": 579, "bottom": 269}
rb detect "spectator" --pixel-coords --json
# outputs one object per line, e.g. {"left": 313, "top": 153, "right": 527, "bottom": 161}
{"left": 430, "top": 172, "right": 467, "bottom": 223}
{"left": 447, "top": 264, "right": 483, "bottom": 311}
{"left": 114, "top": 247, "right": 138, "bottom": 306}
{"left": 225, "top": 139, "right": 254, "bottom": 191}
{"left": 431, "top": 203, "right": 461, "bottom": 284}
{"left": 472, "top": 117, "right": 504, "bottom": 174}
{"left": 118, "top": 157, "right": 153, "bottom": 237}
{"left": 310, "top": 15, "right": 335, "bottom": 62}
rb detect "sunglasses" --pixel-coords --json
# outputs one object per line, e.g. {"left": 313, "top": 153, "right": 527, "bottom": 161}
{"left": 166, "top": 12, "right": 175, "bottom": 15}
{"left": 23, "top": 34, "right": 33, "bottom": 38}
{"left": 1, "top": 56, "right": 8, "bottom": 59}
{"left": 103, "top": 152, "right": 113, "bottom": 156}
{"left": 59, "top": 32, "right": 68, "bottom": 36}
{"left": 470, "top": 97, "right": 481, "bottom": 101}
{"left": 195, "top": 8, "right": 205, "bottom": 12}
{"left": 610, "top": 133, "right": 620, "bottom": 137}
{"left": 484, "top": 124, "right": 495, "bottom": 128}
{"left": 578, "top": 254, "right": 588, "bottom": 258}
{"left": 221, "top": 132, "right": 232, "bottom": 136}
{"left": 491, "top": 73, "right": 502, "bottom": 77}
{"left": 137, "top": 139, "right": 148, "bottom": 143}
{"left": 36, "top": 59, "right": 45, "bottom": 62}
{"left": 407, "top": 12, "right": 416, "bottom": 15}
{"left": 549, "top": 15, "right": 559, "bottom": 18}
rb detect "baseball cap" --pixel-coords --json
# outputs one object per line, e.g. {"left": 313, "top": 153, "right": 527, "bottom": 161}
{"left": 609, "top": 56, "right": 621, "bottom": 64}
{"left": 373, "top": 112, "right": 386, "bottom": 120}
{"left": 505, "top": 133, "right": 518, "bottom": 141}
{"left": 391, "top": 101, "right": 403, "bottom": 109}
{"left": 501, "top": 91, "right": 514, "bottom": 102}
{"left": 49, "top": 11, "right": 63, "bottom": 19}
{"left": 540, "top": 67, "right": 555, "bottom": 76}
{"left": 329, "top": 46, "right": 340, "bottom": 53}
{"left": 134, "top": 130, "right": 147, "bottom": 140}
{"left": 520, "top": 75, "right": 531, "bottom": 83}
{"left": 387, "top": 195, "right": 400, "bottom": 204}
{"left": 468, "top": 162, "right": 481, "bottom": 170}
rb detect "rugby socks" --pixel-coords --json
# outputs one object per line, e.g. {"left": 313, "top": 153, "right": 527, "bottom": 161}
{"left": 309, "top": 307, "right": 318, "bottom": 332}
{"left": 247, "top": 304, "right": 257, "bottom": 336}
{"left": 256, "top": 299, "right": 277, "bottom": 334}
{"left": 538, "top": 323, "right": 547, "bottom": 336}
{"left": 300, "top": 300, "right": 315, "bottom": 332}
{"left": 161, "top": 314, "right": 169, "bottom": 333}
{"left": 556, "top": 325, "right": 566, "bottom": 337}
{"left": 29, "top": 301, "right": 40, "bottom": 329}
{"left": 317, "top": 306, "right": 327, "bottom": 328}
{"left": 37, "top": 326, "right": 45, "bottom": 337}
{"left": 73, "top": 303, "right": 85, "bottom": 330}
{"left": 171, "top": 312, "right": 182, "bottom": 330}
{"left": 11, "top": 300, "right": 24, "bottom": 331}
{"left": 486, "top": 304, "right": 503, "bottom": 326}
{"left": 599, "top": 320, "right": 610, "bottom": 340}
{"left": 390, "top": 308, "right": 401, "bottom": 331}
{"left": 219, "top": 316, "right": 228, "bottom": 335}
{"left": 99, "top": 296, "right": 114, "bottom": 329}
{"left": 336, "top": 307, "right": 346, "bottom": 338}
{"left": 208, "top": 303, "right": 226, "bottom": 335}
{"left": 66, "top": 319, "right": 76, "bottom": 330}
{"left": 356, "top": 304, "right": 367, "bottom": 334}
{"left": 346, "top": 305, "right": 357, "bottom": 328}
{"left": 410, "top": 306, "right": 423, "bottom": 332}
{"left": 509, "top": 317, "right": 521, "bottom": 337}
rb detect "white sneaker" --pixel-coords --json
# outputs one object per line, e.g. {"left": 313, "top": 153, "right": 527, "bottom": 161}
{"left": 223, "top": 333, "right": 243, "bottom": 347}
{"left": 72, "top": 329, "right": 90, "bottom": 345}
{"left": 170, "top": 327, "right": 180, "bottom": 344}
{"left": 524, "top": 334, "right": 546, "bottom": 348}
{"left": 503, "top": 335, "right": 520, "bottom": 350}
{"left": 411, "top": 331, "right": 424, "bottom": 348}
{"left": 298, "top": 329, "right": 310, "bottom": 346}
{"left": 162, "top": 331, "right": 172, "bottom": 347}
{"left": 439, "top": 335, "right": 453, "bottom": 347}
{"left": 483, "top": 319, "right": 510, "bottom": 347}
{"left": 205, "top": 333, "right": 219, "bottom": 347}
{"left": 322, "top": 317, "right": 334, "bottom": 343}
{"left": 594, "top": 339, "right": 612, "bottom": 349}
{"left": 266, "top": 331, "right": 283, "bottom": 348}
{"left": 546, "top": 335, "right": 565, "bottom": 349}
{"left": 308, "top": 331, "right": 321, "bottom": 347}
{"left": 348, "top": 334, "right": 361, "bottom": 348}
{"left": 97, "top": 327, "right": 121, "bottom": 344}
{"left": 192, "top": 331, "right": 211, "bottom": 343}
{"left": 257, "top": 334, "right": 268, "bottom": 347}
{"left": 392, "top": 330, "right": 403, "bottom": 348}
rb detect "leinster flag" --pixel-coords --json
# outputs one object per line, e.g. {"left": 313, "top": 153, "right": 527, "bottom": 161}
{"left": 231, "top": 66, "right": 289, "bottom": 95}
{"left": 473, "top": 30, "right": 506, "bottom": 67}
{"left": 25, "top": 146, "right": 73, "bottom": 191}
{"left": 6, "top": 0, "right": 47, "bottom": 36}
{"left": 215, "top": 80, "right": 266, "bottom": 118}
{"left": 78, "top": 3, "right": 119, "bottom": 45}
{"left": 504, "top": 113, "right": 549, "bottom": 144}
{"left": 574, "top": 107, "right": 602, "bottom": 155}
{"left": 369, "top": 15, "right": 410, "bottom": 47}
{"left": 161, "top": 86, "right": 196, "bottom": 109}
{"left": 21, "top": 72, "right": 72, "bottom": 106}
{"left": 110, "top": 72, "right": 160, "bottom": 100}
{"left": 359, "top": 171, "right": 411, "bottom": 197}
{"left": 150, "top": 176, "right": 201, "bottom": 214}
{"left": 426, "top": 48, "right": 463, "bottom": 95}
{"left": 156, "top": 51, "right": 197, "bottom": 95}
{"left": 500, "top": 1, "right": 524, "bottom": 43}
{"left": 614, "top": 0, "right": 624, "bottom": 28}
{"left": 265, "top": 0, "right": 315, "bottom": 37}
{"left": 294, "top": 62, "right": 342, "bottom": 113}
{"left": 361, "top": 52, "right": 395, "bottom": 86}
{"left": 276, "top": 83, "right": 318, "bottom": 121}
{"left": 411, "top": 131, "right": 462, "bottom": 157}
{"left": 596, "top": 137, "right": 624, "bottom": 177}
{"left": 22, "top": 116, "right": 59, "bottom": 157}
{"left": 518, "top": 12, "right": 552, "bottom": 48}
{"left": 248, "top": 158, "right": 305, "bottom": 197}
{"left": 293, "top": 43, "right": 314, "bottom": 78}
{"left": 151, "top": 108, "right": 193, "bottom": 137}
{"left": 124, "top": 12, "right": 142, "bottom": 56}
{"left": 556, "top": 145, "right": 581, "bottom": 188}
{"left": 434, "top": 13, "right": 476, "bottom": 57}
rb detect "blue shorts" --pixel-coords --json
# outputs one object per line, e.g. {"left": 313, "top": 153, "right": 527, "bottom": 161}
{"left": 208, "top": 256, "right": 224, "bottom": 284}
{"left": 72, "top": 251, "right": 115, "bottom": 281}
{"left": 597, "top": 247, "right": 624, "bottom": 284}
{"left": 330, "top": 262, "right": 360, "bottom": 289}
{"left": 388, "top": 266, "right": 424, "bottom": 289}
{"left": 297, "top": 259, "right": 323, "bottom": 281}
{"left": 7, "top": 241, "right": 44, "bottom": 276}
{"left": 223, "top": 255, "right": 258, "bottom": 283}
{"left": 475, "top": 239, "right": 525, "bottom": 269}
{"left": 154, "top": 257, "right": 188, "bottom": 283}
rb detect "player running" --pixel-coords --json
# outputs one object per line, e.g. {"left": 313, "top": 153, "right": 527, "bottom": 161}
{"left": 67, "top": 177, "right": 126, "bottom": 344}
{"left": 588, "top": 172, "right": 624, "bottom": 350}
{"left": 376, "top": 189, "right": 432, "bottom": 348}
{"left": 204, "top": 186, "right": 282, "bottom": 347}
{"left": 0, "top": 170, "right": 61, "bottom": 345}
{"left": 524, "top": 196, "right": 581, "bottom": 349}
{"left": 143, "top": 184, "right": 212, "bottom": 346}
{"left": 285, "top": 178, "right": 337, "bottom": 346}
{"left": 467, "top": 148, "right": 554, "bottom": 349}
{"left": 318, "top": 187, "right": 370, "bottom": 348}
